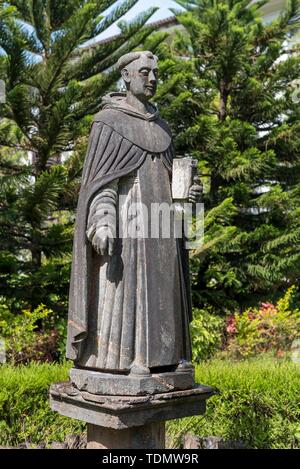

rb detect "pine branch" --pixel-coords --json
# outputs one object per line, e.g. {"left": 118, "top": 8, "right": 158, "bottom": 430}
{"left": 67, "top": 7, "right": 158, "bottom": 80}
{"left": 263, "top": 229, "right": 300, "bottom": 252}
{"left": 94, "top": 0, "right": 139, "bottom": 36}
{"left": 21, "top": 166, "right": 67, "bottom": 224}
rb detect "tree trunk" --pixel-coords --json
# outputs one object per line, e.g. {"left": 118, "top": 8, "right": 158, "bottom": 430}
{"left": 31, "top": 150, "right": 43, "bottom": 268}
{"left": 210, "top": 170, "right": 221, "bottom": 206}
{"left": 31, "top": 245, "right": 42, "bottom": 267}
{"left": 219, "top": 79, "right": 229, "bottom": 122}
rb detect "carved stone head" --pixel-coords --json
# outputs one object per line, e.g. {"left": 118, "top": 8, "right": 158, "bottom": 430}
{"left": 117, "top": 51, "right": 158, "bottom": 102}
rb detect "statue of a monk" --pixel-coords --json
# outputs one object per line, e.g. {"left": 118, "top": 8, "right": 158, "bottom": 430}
{"left": 66, "top": 51, "right": 202, "bottom": 379}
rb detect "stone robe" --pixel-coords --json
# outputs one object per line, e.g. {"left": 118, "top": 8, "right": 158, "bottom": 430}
{"left": 66, "top": 93, "right": 192, "bottom": 372}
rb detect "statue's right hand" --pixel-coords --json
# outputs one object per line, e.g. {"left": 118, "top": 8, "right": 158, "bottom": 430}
{"left": 91, "top": 228, "right": 115, "bottom": 256}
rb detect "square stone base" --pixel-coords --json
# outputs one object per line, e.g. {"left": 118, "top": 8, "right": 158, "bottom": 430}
{"left": 50, "top": 381, "right": 214, "bottom": 430}
{"left": 69, "top": 367, "right": 195, "bottom": 396}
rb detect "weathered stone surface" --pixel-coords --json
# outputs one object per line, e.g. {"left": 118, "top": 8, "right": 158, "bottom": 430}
{"left": 87, "top": 422, "right": 165, "bottom": 449}
{"left": 50, "top": 51, "right": 208, "bottom": 450}
{"left": 69, "top": 367, "right": 195, "bottom": 396}
{"left": 200, "top": 436, "right": 248, "bottom": 449}
{"left": 65, "top": 434, "right": 87, "bottom": 449}
{"left": 182, "top": 435, "right": 249, "bottom": 450}
{"left": 66, "top": 51, "right": 201, "bottom": 373}
{"left": 183, "top": 434, "right": 201, "bottom": 449}
{"left": 50, "top": 441, "right": 67, "bottom": 449}
{"left": 50, "top": 381, "right": 214, "bottom": 431}
{"left": 172, "top": 157, "right": 198, "bottom": 200}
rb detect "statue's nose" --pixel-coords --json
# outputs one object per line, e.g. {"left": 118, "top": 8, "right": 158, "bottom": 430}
{"left": 148, "top": 71, "right": 156, "bottom": 83}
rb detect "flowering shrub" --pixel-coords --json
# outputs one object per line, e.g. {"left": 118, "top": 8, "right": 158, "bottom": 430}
{"left": 225, "top": 287, "right": 300, "bottom": 358}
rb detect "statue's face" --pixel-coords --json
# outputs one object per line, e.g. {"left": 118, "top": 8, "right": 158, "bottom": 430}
{"left": 123, "top": 55, "right": 158, "bottom": 101}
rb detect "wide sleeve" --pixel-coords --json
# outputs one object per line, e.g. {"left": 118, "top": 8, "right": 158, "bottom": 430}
{"left": 86, "top": 179, "right": 119, "bottom": 243}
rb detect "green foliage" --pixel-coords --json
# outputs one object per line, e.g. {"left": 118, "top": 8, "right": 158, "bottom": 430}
{"left": 55, "top": 317, "right": 68, "bottom": 359}
{"left": 0, "top": 1, "right": 15, "bottom": 20}
{"left": 156, "top": 0, "right": 300, "bottom": 311}
{"left": 0, "top": 301, "right": 68, "bottom": 364}
{"left": 0, "top": 361, "right": 83, "bottom": 446}
{"left": 0, "top": 1, "right": 165, "bottom": 312}
{"left": 225, "top": 286, "right": 300, "bottom": 358}
{"left": 191, "top": 308, "right": 224, "bottom": 362}
{"left": 167, "top": 358, "right": 300, "bottom": 449}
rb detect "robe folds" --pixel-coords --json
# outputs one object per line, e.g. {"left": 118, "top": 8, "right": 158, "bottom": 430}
{"left": 66, "top": 94, "right": 192, "bottom": 372}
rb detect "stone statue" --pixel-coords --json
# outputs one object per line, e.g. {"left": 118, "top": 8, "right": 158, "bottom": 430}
{"left": 66, "top": 51, "right": 202, "bottom": 391}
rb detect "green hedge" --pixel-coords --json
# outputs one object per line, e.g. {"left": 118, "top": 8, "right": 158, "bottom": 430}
{"left": 0, "top": 361, "right": 84, "bottom": 446}
{"left": 0, "top": 359, "right": 299, "bottom": 448}
{"left": 168, "top": 358, "right": 300, "bottom": 449}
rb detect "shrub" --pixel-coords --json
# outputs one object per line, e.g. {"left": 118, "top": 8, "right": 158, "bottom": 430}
{"left": 191, "top": 308, "right": 224, "bottom": 362}
{"left": 0, "top": 301, "right": 67, "bottom": 364}
{"left": 55, "top": 317, "right": 68, "bottom": 360}
{"left": 167, "top": 358, "right": 300, "bottom": 449}
{"left": 225, "top": 286, "right": 300, "bottom": 358}
{"left": 0, "top": 361, "right": 84, "bottom": 446}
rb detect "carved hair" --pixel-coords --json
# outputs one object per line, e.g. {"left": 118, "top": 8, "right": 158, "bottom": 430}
{"left": 117, "top": 51, "right": 158, "bottom": 71}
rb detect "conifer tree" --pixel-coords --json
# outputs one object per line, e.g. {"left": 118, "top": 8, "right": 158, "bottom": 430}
{"left": 0, "top": 0, "right": 163, "bottom": 311}
{"left": 156, "top": 0, "right": 300, "bottom": 311}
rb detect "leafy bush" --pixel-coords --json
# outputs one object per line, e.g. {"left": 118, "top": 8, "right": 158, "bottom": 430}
{"left": 191, "top": 308, "right": 224, "bottom": 362}
{"left": 0, "top": 361, "right": 84, "bottom": 446}
{"left": 168, "top": 358, "right": 300, "bottom": 449}
{"left": 0, "top": 301, "right": 66, "bottom": 364}
{"left": 55, "top": 317, "right": 68, "bottom": 360}
{"left": 225, "top": 287, "right": 300, "bottom": 358}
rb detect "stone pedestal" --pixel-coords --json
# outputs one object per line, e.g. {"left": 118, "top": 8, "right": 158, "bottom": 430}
{"left": 49, "top": 381, "right": 214, "bottom": 449}
{"left": 87, "top": 422, "right": 165, "bottom": 449}
{"left": 69, "top": 367, "right": 195, "bottom": 396}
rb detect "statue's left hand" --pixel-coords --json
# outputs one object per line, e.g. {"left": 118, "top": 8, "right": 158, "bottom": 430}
{"left": 91, "top": 227, "right": 115, "bottom": 256}
{"left": 188, "top": 176, "right": 203, "bottom": 204}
